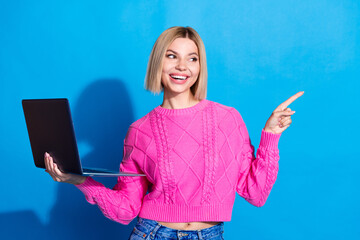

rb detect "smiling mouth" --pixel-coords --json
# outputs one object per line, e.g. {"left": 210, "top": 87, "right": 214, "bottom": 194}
{"left": 170, "top": 74, "right": 189, "bottom": 81}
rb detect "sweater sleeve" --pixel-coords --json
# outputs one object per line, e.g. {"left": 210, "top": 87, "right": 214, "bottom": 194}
{"left": 232, "top": 108, "right": 281, "bottom": 207}
{"left": 75, "top": 126, "right": 149, "bottom": 225}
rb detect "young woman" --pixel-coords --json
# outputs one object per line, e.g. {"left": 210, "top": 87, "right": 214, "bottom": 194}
{"left": 45, "top": 26, "right": 303, "bottom": 239}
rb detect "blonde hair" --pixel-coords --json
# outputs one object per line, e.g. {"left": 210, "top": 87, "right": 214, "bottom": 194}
{"left": 145, "top": 26, "right": 207, "bottom": 100}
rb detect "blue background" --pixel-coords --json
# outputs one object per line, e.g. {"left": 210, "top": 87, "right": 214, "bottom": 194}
{"left": 1, "top": 0, "right": 359, "bottom": 239}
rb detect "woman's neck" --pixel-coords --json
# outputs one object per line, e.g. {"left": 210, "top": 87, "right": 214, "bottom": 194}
{"left": 161, "top": 91, "right": 199, "bottom": 110}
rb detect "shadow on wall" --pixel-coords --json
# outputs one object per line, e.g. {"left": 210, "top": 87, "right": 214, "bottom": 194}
{"left": 0, "top": 79, "right": 137, "bottom": 239}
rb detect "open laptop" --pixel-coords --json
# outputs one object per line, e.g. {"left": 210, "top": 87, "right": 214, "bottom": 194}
{"left": 22, "top": 98, "right": 145, "bottom": 177}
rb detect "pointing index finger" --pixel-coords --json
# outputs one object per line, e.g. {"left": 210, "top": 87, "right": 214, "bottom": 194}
{"left": 276, "top": 91, "right": 304, "bottom": 111}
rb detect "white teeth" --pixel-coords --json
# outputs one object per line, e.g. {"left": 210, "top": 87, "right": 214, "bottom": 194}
{"left": 170, "top": 75, "right": 187, "bottom": 80}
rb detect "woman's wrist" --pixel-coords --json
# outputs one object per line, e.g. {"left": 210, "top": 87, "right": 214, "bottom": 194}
{"left": 263, "top": 127, "right": 276, "bottom": 134}
{"left": 73, "top": 176, "right": 87, "bottom": 185}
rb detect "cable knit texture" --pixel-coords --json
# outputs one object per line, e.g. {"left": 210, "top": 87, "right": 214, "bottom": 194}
{"left": 76, "top": 99, "right": 281, "bottom": 225}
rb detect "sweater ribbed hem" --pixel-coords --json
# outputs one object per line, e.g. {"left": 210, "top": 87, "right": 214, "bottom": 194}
{"left": 259, "top": 129, "right": 281, "bottom": 150}
{"left": 154, "top": 99, "right": 209, "bottom": 116}
{"left": 139, "top": 201, "right": 233, "bottom": 222}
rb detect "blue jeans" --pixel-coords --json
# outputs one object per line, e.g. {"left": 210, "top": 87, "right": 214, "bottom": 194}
{"left": 129, "top": 217, "right": 224, "bottom": 240}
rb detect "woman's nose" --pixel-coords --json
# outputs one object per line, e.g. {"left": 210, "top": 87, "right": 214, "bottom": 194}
{"left": 175, "top": 59, "right": 187, "bottom": 71}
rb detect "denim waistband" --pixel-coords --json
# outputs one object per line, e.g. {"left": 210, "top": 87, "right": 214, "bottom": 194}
{"left": 134, "top": 217, "right": 224, "bottom": 240}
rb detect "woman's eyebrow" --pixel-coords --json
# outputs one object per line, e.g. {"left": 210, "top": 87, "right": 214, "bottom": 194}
{"left": 166, "top": 49, "right": 199, "bottom": 56}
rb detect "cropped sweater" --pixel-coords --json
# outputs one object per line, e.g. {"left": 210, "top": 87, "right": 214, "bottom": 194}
{"left": 76, "top": 99, "right": 281, "bottom": 225}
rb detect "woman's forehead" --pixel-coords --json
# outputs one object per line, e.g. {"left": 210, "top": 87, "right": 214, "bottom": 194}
{"left": 167, "top": 38, "right": 198, "bottom": 53}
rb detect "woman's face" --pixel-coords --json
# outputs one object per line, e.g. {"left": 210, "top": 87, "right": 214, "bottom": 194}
{"left": 161, "top": 37, "right": 200, "bottom": 97}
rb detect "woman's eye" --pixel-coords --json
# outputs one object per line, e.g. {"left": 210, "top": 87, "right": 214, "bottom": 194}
{"left": 166, "top": 54, "right": 176, "bottom": 59}
{"left": 190, "top": 57, "right": 198, "bottom": 62}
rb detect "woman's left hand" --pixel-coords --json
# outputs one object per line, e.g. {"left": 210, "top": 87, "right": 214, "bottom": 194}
{"left": 264, "top": 91, "right": 304, "bottom": 134}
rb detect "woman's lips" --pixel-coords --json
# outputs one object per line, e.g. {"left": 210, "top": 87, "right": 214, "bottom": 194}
{"left": 169, "top": 74, "right": 189, "bottom": 84}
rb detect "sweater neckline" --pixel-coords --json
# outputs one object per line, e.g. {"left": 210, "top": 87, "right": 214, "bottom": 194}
{"left": 154, "top": 99, "right": 209, "bottom": 115}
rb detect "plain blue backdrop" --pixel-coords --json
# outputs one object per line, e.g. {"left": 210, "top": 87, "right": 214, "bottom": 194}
{"left": 1, "top": 1, "right": 359, "bottom": 239}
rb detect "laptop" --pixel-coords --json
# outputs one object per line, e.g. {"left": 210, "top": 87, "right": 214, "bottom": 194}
{"left": 22, "top": 98, "right": 146, "bottom": 177}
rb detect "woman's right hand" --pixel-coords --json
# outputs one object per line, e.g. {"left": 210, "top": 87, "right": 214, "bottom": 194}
{"left": 44, "top": 152, "right": 87, "bottom": 185}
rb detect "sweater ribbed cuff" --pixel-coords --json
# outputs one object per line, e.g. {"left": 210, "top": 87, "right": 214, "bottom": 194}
{"left": 259, "top": 129, "right": 281, "bottom": 149}
{"left": 75, "top": 177, "right": 103, "bottom": 204}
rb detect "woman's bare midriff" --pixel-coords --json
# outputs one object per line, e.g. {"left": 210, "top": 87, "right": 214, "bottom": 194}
{"left": 157, "top": 221, "right": 221, "bottom": 230}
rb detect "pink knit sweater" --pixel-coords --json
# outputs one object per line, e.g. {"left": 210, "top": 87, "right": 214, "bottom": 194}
{"left": 76, "top": 99, "right": 281, "bottom": 224}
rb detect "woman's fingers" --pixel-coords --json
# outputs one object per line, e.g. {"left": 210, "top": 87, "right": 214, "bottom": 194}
{"left": 279, "top": 118, "right": 292, "bottom": 128}
{"left": 275, "top": 108, "right": 294, "bottom": 126}
{"left": 51, "top": 162, "right": 60, "bottom": 179}
{"left": 278, "top": 108, "right": 292, "bottom": 121}
{"left": 44, "top": 152, "right": 50, "bottom": 170}
{"left": 280, "top": 115, "right": 291, "bottom": 124}
{"left": 278, "top": 107, "right": 292, "bottom": 127}
{"left": 51, "top": 162, "right": 66, "bottom": 182}
{"left": 280, "top": 119, "right": 291, "bottom": 127}
{"left": 52, "top": 160, "right": 79, "bottom": 183}
{"left": 45, "top": 153, "right": 53, "bottom": 173}
{"left": 53, "top": 163, "right": 65, "bottom": 180}
{"left": 48, "top": 155, "right": 56, "bottom": 173}
{"left": 276, "top": 109, "right": 295, "bottom": 117}
{"left": 44, "top": 152, "right": 60, "bottom": 181}
{"left": 43, "top": 152, "right": 86, "bottom": 184}
{"left": 275, "top": 91, "right": 304, "bottom": 111}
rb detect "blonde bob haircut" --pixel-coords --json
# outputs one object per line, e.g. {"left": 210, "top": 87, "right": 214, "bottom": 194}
{"left": 145, "top": 26, "right": 207, "bottom": 100}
